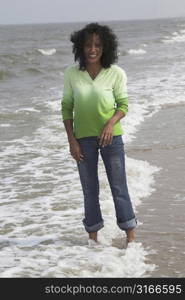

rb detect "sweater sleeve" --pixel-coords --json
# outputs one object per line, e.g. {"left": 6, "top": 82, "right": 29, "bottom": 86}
{"left": 61, "top": 67, "right": 74, "bottom": 121}
{"left": 113, "top": 67, "right": 128, "bottom": 115}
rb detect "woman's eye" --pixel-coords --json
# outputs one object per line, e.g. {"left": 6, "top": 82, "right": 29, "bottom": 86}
{"left": 85, "top": 43, "right": 102, "bottom": 48}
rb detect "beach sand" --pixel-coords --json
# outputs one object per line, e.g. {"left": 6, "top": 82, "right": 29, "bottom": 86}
{"left": 126, "top": 102, "right": 185, "bottom": 277}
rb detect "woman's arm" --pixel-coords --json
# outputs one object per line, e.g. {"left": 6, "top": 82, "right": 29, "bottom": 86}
{"left": 63, "top": 119, "right": 84, "bottom": 162}
{"left": 98, "top": 67, "right": 129, "bottom": 147}
{"left": 63, "top": 119, "right": 75, "bottom": 143}
{"left": 98, "top": 110, "right": 125, "bottom": 147}
{"left": 107, "top": 109, "right": 125, "bottom": 126}
{"left": 61, "top": 68, "right": 84, "bottom": 162}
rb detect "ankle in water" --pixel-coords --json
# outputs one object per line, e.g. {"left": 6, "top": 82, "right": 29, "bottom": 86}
{"left": 126, "top": 229, "right": 135, "bottom": 242}
{"left": 88, "top": 239, "right": 100, "bottom": 248}
{"left": 89, "top": 232, "right": 98, "bottom": 242}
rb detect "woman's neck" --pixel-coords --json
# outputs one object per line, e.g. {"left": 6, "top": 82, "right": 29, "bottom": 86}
{"left": 85, "top": 63, "right": 102, "bottom": 73}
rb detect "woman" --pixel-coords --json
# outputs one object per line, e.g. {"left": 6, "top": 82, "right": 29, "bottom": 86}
{"left": 61, "top": 23, "right": 137, "bottom": 247}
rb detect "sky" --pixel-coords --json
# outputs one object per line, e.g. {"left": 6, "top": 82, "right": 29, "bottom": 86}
{"left": 1, "top": 0, "right": 185, "bottom": 25}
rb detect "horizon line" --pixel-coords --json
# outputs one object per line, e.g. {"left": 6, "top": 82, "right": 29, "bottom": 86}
{"left": 0, "top": 15, "right": 185, "bottom": 26}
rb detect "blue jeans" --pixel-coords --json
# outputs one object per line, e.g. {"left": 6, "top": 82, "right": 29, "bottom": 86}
{"left": 76, "top": 135, "right": 137, "bottom": 233}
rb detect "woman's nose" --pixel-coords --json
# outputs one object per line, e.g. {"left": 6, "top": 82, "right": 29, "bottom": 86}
{"left": 89, "top": 44, "right": 96, "bottom": 51}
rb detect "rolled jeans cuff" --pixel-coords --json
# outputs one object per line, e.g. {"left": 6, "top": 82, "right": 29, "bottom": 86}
{"left": 83, "top": 219, "right": 104, "bottom": 233}
{"left": 117, "top": 217, "right": 137, "bottom": 231}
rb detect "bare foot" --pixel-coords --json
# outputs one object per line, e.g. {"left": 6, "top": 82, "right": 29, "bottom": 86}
{"left": 88, "top": 239, "right": 100, "bottom": 248}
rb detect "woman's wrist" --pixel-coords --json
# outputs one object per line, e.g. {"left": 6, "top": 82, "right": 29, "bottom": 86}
{"left": 107, "top": 110, "right": 125, "bottom": 126}
{"left": 68, "top": 135, "right": 76, "bottom": 143}
{"left": 107, "top": 119, "right": 114, "bottom": 126}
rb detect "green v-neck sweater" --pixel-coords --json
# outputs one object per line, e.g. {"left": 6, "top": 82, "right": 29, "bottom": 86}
{"left": 61, "top": 64, "right": 128, "bottom": 139}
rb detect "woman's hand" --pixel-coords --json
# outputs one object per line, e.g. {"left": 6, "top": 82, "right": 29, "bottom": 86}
{"left": 69, "top": 138, "right": 84, "bottom": 162}
{"left": 98, "top": 110, "right": 125, "bottom": 147}
{"left": 98, "top": 122, "right": 114, "bottom": 147}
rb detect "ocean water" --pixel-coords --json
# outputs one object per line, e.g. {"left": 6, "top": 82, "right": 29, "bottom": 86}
{"left": 0, "top": 18, "right": 185, "bottom": 277}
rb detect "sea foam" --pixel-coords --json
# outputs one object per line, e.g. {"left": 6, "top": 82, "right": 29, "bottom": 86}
{"left": 37, "top": 48, "right": 56, "bottom": 55}
{"left": 128, "top": 48, "right": 146, "bottom": 55}
{"left": 162, "top": 30, "right": 185, "bottom": 43}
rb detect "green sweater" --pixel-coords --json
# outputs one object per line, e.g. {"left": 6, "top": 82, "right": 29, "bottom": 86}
{"left": 61, "top": 64, "right": 128, "bottom": 139}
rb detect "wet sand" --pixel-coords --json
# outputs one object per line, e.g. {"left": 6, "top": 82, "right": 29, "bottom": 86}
{"left": 126, "top": 103, "right": 185, "bottom": 277}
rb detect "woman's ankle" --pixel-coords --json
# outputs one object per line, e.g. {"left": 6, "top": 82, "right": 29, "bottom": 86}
{"left": 89, "top": 231, "right": 97, "bottom": 242}
{"left": 126, "top": 229, "right": 135, "bottom": 243}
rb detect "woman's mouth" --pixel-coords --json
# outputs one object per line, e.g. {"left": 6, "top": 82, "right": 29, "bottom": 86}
{"left": 88, "top": 54, "right": 97, "bottom": 58}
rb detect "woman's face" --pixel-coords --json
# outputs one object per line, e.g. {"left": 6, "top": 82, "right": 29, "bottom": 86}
{"left": 83, "top": 33, "right": 103, "bottom": 66}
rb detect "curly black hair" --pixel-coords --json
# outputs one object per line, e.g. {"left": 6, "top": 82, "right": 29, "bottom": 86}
{"left": 70, "top": 22, "right": 118, "bottom": 70}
